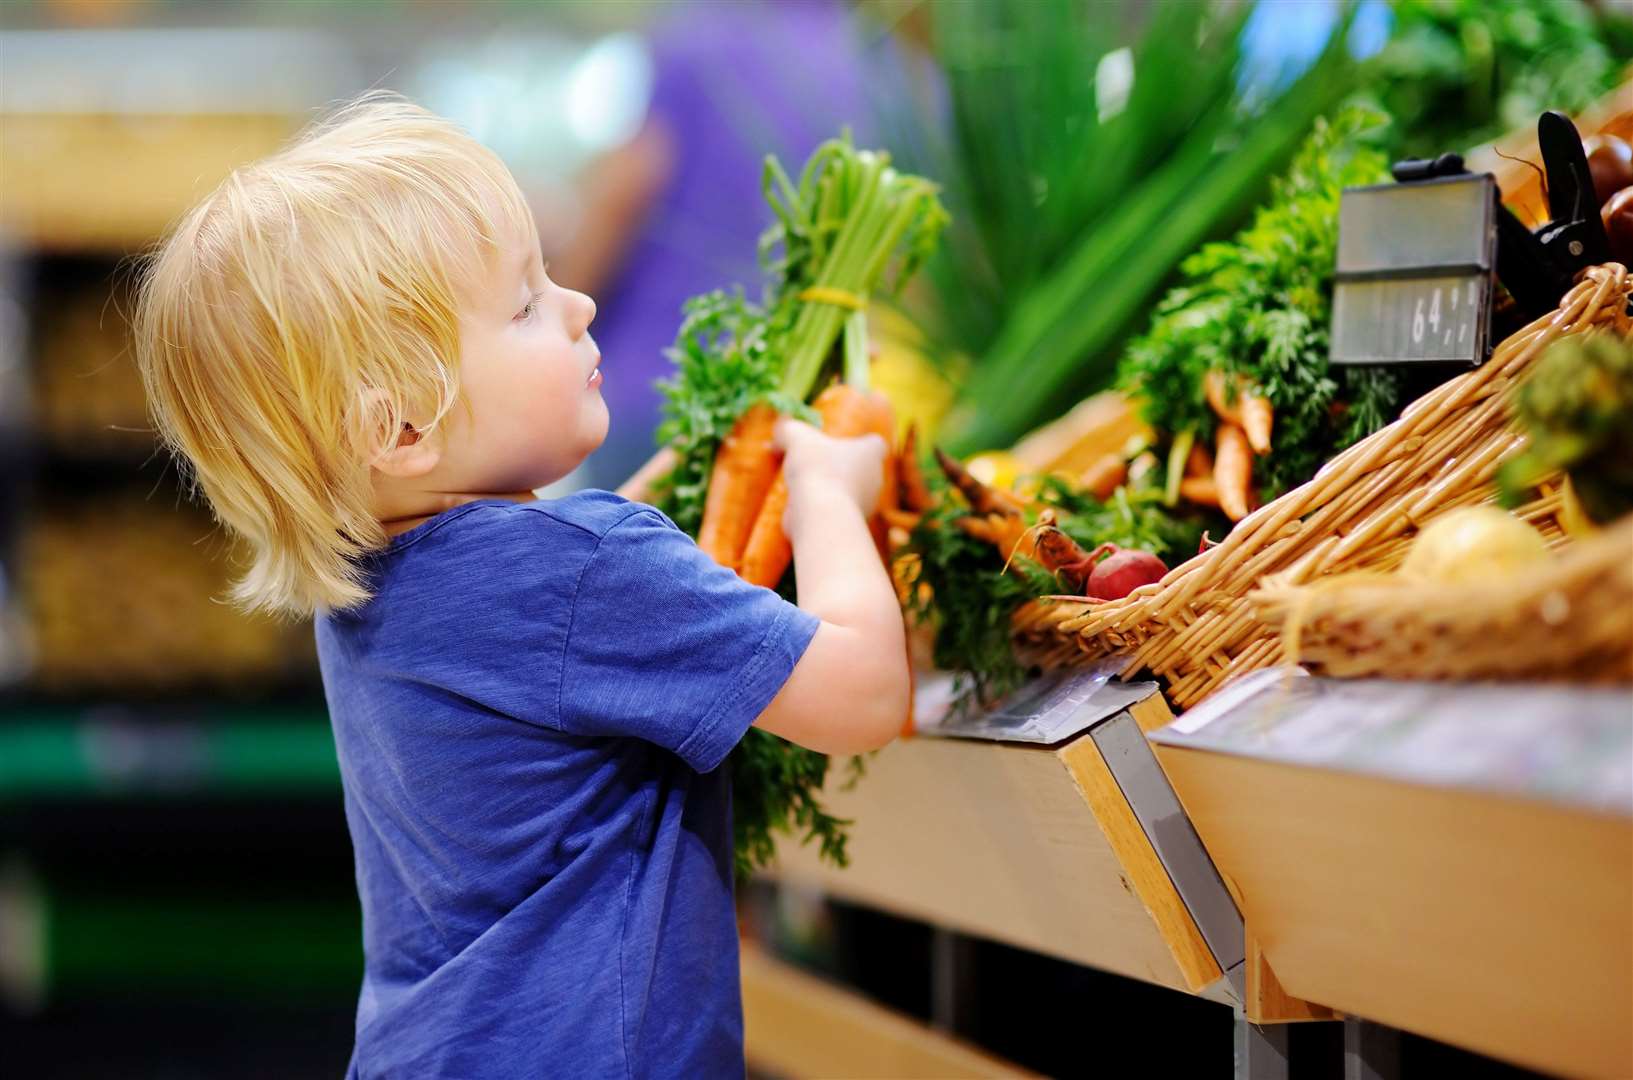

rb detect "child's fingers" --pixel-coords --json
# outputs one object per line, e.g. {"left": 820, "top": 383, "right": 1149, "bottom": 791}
{"left": 771, "top": 416, "right": 818, "bottom": 452}
{"left": 851, "top": 432, "right": 888, "bottom": 462}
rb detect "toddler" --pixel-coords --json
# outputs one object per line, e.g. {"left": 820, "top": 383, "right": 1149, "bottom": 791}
{"left": 134, "top": 94, "right": 909, "bottom": 1078}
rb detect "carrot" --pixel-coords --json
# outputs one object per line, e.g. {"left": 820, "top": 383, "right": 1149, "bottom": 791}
{"left": 1203, "top": 370, "right": 1243, "bottom": 426}
{"left": 934, "top": 447, "right": 1027, "bottom": 517}
{"left": 956, "top": 514, "right": 1000, "bottom": 545}
{"left": 1078, "top": 452, "right": 1127, "bottom": 500}
{"left": 1240, "top": 393, "right": 1273, "bottom": 455}
{"left": 1205, "top": 369, "right": 1273, "bottom": 456}
{"left": 616, "top": 446, "right": 679, "bottom": 503}
{"left": 1185, "top": 440, "right": 1214, "bottom": 478}
{"left": 865, "top": 394, "right": 898, "bottom": 559}
{"left": 1179, "top": 475, "right": 1220, "bottom": 507}
{"left": 697, "top": 403, "right": 781, "bottom": 568}
{"left": 739, "top": 479, "right": 792, "bottom": 586}
{"left": 989, "top": 513, "right": 1033, "bottom": 564}
{"left": 1032, "top": 524, "right": 1097, "bottom": 593}
{"left": 739, "top": 384, "right": 878, "bottom": 588}
{"left": 897, "top": 424, "right": 934, "bottom": 513}
{"left": 1214, "top": 422, "right": 1253, "bottom": 522}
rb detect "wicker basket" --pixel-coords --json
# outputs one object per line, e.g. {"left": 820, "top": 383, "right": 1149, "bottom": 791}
{"left": 1251, "top": 515, "right": 1633, "bottom": 684}
{"left": 1012, "top": 264, "right": 1633, "bottom": 708}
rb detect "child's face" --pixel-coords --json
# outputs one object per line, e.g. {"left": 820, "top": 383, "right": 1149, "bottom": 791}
{"left": 442, "top": 227, "right": 608, "bottom": 492}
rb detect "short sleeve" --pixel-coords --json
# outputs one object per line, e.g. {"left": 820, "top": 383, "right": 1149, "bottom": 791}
{"left": 557, "top": 509, "right": 819, "bottom": 772}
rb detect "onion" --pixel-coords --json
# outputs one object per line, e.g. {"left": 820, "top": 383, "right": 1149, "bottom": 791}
{"left": 1584, "top": 134, "right": 1633, "bottom": 206}
{"left": 1084, "top": 543, "right": 1167, "bottom": 600}
{"left": 1603, "top": 186, "right": 1633, "bottom": 268}
{"left": 1400, "top": 506, "right": 1550, "bottom": 584}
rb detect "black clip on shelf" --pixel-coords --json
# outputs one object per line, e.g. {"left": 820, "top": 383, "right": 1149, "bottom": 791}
{"left": 1392, "top": 110, "right": 1612, "bottom": 320}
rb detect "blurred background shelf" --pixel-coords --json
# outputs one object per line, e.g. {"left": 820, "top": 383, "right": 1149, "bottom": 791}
{"left": 0, "top": 705, "right": 336, "bottom": 800}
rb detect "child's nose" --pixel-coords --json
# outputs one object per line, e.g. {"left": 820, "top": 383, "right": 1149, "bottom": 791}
{"left": 564, "top": 289, "right": 596, "bottom": 339}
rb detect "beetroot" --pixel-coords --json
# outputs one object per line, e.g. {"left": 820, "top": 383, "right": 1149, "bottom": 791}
{"left": 1083, "top": 543, "right": 1167, "bottom": 601}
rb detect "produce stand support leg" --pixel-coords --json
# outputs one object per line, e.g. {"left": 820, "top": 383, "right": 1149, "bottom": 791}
{"left": 1343, "top": 1017, "right": 1401, "bottom": 1080}
{"left": 929, "top": 926, "right": 977, "bottom": 1034}
{"left": 1234, "top": 1008, "right": 1290, "bottom": 1080}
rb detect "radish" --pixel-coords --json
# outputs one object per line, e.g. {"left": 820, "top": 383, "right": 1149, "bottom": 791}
{"left": 1082, "top": 543, "right": 1167, "bottom": 600}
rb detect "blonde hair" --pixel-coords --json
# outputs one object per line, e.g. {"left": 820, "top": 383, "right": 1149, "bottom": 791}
{"left": 135, "top": 92, "right": 534, "bottom": 616}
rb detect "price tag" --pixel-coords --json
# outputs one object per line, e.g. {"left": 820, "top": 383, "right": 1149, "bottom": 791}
{"left": 1330, "top": 174, "right": 1496, "bottom": 368}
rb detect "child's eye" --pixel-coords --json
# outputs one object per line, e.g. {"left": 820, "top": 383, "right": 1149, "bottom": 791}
{"left": 516, "top": 293, "right": 545, "bottom": 322}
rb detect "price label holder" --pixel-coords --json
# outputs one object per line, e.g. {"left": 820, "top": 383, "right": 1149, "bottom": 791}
{"left": 1330, "top": 173, "right": 1496, "bottom": 368}
{"left": 1331, "top": 111, "right": 1612, "bottom": 371}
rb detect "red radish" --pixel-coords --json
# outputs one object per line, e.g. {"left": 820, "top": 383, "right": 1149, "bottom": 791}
{"left": 1082, "top": 543, "right": 1167, "bottom": 600}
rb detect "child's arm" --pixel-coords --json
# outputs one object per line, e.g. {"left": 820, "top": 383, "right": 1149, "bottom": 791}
{"left": 752, "top": 417, "right": 910, "bottom": 755}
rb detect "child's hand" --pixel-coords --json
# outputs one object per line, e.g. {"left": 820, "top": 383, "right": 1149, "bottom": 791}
{"left": 756, "top": 411, "right": 908, "bottom": 756}
{"left": 774, "top": 416, "right": 887, "bottom": 527}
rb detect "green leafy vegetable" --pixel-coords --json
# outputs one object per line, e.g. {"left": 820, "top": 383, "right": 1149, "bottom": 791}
{"left": 1370, "top": 0, "right": 1631, "bottom": 159}
{"left": 903, "top": 471, "right": 1206, "bottom": 703}
{"left": 874, "top": 0, "right": 1360, "bottom": 455}
{"left": 1117, "top": 107, "right": 1402, "bottom": 500}
{"left": 1501, "top": 334, "right": 1633, "bottom": 525}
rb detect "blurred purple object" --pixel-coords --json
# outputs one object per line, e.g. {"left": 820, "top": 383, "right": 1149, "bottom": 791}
{"left": 586, "top": 0, "right": 878, "bottom": 488}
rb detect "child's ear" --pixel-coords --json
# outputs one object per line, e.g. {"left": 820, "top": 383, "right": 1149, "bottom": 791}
{"left": 372, "top": 423, "right": 441, "bottom": 479}
{"left": 356, "top": 387, "right": 442, "bottom": 478}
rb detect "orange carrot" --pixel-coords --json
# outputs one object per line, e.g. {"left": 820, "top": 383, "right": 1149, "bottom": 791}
{"left": 1214, "top": 423, "right": 1253, "bottom": 522}
{"left": 1203, "top": 370, "right": 1243, "bottom": 426}
{"left": 739, "top": 479, "right": 792, "bottom": 586}
{"left": 1205, "top": 369, "right": 1273, "bottom": 456}
{"left": 1185, "top": 440, "right": 1214, "bottom": 478}
{"left": 1078, "top": 452, "right": 1127, "bottom": 500}
{"left": 897, "top": 424, "right": 934, "bottom": 513}
{"left": 739, "top": 384, "right": 878, "bottom": 588}
{"left": 933, "top": 447, "right": 1027, "bottom": 517}
{"left": 1179, "top": 475, "right": 1220, "bottom": 507}
{"left": 865, "top": 394, "right": 898, "bottom": 558}
{"left": 697, "top": 403, "right": 781, "bottom": 568}
{"left": 1240, "top": 393, "right": 1273, "bottom": 455}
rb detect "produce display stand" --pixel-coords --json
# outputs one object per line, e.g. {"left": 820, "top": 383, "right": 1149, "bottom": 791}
{"left": 768, "top": 676, "right": 1252, "bottom": 1004}
{"left": 1150, "top": 673, "right": 1633, "bottom": 1080}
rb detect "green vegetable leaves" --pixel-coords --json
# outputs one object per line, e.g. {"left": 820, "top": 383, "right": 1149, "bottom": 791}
{"left": 1501, "top": 334, "right": 1633, "bottom": 525}
{"left": 1117, "top": 107, "right": 1401, "bottom": 500}
{"left": 903, "top": 471, "right": 1205, "bottom": 704}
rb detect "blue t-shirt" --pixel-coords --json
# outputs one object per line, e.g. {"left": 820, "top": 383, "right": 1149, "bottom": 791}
{"left": 315, "top": 491, "right": 819, "bottom": 1079}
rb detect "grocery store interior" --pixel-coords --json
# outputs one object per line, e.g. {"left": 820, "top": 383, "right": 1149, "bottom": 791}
{"left": 2, "top": 0, "right": 1630, "bottom": 1077}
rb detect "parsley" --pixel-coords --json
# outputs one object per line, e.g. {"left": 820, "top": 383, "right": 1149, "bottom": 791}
{"left": 1118, "top": 107, "right": 1402, "bottom": 500}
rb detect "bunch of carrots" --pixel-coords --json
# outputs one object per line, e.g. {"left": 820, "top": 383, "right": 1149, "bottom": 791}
{"left": 651, "top": 135, "right": 946, "bottom": 877}
{"left": 698, "top": 371, "right": 901, "bottom": 587}
{"left": 1164, "top": 370, "right": 1274, "bottom": 523}
{"left": 680, "top": 136, "right": 946, "bottom": 589}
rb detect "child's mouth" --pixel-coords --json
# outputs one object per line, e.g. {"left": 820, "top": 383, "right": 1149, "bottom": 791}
{"left": 586, "top": 362, "right": 603, "bottom": 390}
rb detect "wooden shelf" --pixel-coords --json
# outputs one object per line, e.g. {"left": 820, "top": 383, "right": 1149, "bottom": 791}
{"left": 1, "top": 113, "right": 294, "bottom": 252}
{"left": 740, "top": 946, "right": 1035, "bottom": 1079}
{"left": 1151, "top": 677, "right": 1633, "bottom": 1078}
{"left": 768, "top": 693, "right": 1242, "bottom": 999}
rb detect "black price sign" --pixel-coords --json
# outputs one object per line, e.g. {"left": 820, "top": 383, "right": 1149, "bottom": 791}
{"left": 1330, "top": 174, "right": 1496, "bottom": 367}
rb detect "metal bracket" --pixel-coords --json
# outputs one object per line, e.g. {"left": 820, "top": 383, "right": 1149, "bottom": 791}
{"left": 1090, "top": 710, "right": 1246, "bottom": 1002}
